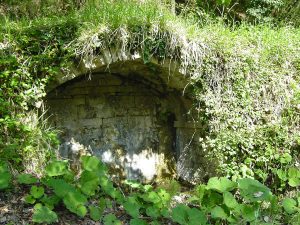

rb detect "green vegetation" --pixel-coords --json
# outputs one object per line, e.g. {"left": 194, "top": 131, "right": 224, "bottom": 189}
{"left": 1, "top": 156, "right": 300, "bottom": 224}
{"left": 0, "top": 0, "right": 300, "bottom": 223}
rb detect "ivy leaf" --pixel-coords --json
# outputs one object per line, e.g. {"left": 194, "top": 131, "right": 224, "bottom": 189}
{"left": 45, "top": 160, "right": 68, "bottom": 177}
{"left": 103, "top": 213, "right": 122, "bottom": 225}
{"left": 30, "top": 186, "right": 45, "bottom": 199}
{"left": 211, "top": 206, "right": 228, "bottom": 220}
{"left": 223, "top": 192, "right": 238, "bottom": 208}
{"left": 282, "top": 198, "right": 298, "bottom": 214}
{"left": 32, "top": 205, "right": 58, "bottom": 224}
{"left": 130, "top": 218, "right": 148, "bottom": 225}
{"left": 89, "top": 206, "right": 102, "bottom": 221}
{"left": 207, "top": 177, "right": 236, "bottom": 193}
{"left": 17, "top": 173, "right": 38, "bottom": 184}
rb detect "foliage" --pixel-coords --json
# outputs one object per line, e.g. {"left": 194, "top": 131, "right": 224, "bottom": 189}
{"left": 32, "top": 204, "right": 58, "bottom": 224}
{"left": 0, "top": 161, "right": 12, "bottom": 189}
{"left": 187, "top": 0, "right": 300, "bottom": 25}
{"left": 1, "top": 156, "right": 300, "bottom": 224}
{"left": 0, "top": 2, "right": 299, "bottom": 225}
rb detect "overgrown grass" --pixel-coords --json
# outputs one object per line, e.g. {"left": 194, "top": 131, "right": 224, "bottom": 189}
{"left": 1, "top": 0, "right": 300, "bottom": 195}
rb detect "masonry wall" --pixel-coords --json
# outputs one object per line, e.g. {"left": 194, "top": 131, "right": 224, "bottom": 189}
{"left": 46, "top": 72, "right": 210, "bottom": 182}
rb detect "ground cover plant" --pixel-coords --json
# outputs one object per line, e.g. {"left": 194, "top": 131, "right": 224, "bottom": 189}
{"left": 0, "top": 0, "right": 300, "bottom": 224}
{"left": 1, "top": 156, "right": 300, "bottom": 224}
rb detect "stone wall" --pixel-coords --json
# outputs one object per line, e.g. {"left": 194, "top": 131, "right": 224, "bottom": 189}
{"left": 46, "top": 70, "right": 211, "bottom": 183}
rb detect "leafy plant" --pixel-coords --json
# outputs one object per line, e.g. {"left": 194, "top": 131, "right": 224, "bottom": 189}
{"left": 30, "top": 185, "right": 44, "bottom": 199}
{"left": 32, "top": 204, "right": 58, "bottom": 224}
{"left": 45, "top": 160, "right": 68, "bottom": 177}
{"left": 103, "top": 214, "right": 122, "bottom": 225}
{"left": 0, "top": 161, "right": 11, "bottom": 189}
{"left": 171, "top": 204, "right": 207, "bottom": 225}
{"left": 17, "top": 173, "right": 38, "bottom": 184}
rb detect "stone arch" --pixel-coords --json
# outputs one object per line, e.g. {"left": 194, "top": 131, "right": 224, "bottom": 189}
{"left": 45, "top": 53, "right": 211, "bottom": 183}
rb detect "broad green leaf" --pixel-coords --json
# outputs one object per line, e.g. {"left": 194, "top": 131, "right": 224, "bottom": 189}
{"left": 17, "top": 173, "right": 38, "bottom": 184}
{"left": 123, "top": 198, "right": 140, "bottom": 218}
{"left": 81, "top": 155, "right": 100, "bottom": 171}
{"left": 240, "top": 204, "right": 257, "bottom": 222}
{"left": 63, "top": 190, "right": 88, "bottom": 217}
{"left": 45, "top": 160, "right": 68, "bottom": 177}
{"left": 130, "top": 218, "right": 148, "bottom": 225}
{"left": 46, "top": 178, "right": 76, "bottom": 198}
{"left": 150, "top": 221, "right": 161, "bottom": 225}
{"left": 63, "top": 170, "right": 75, "bottom": 182}
{"left": 98, "top": 197, "right": 106, "bottom": 213}
{"left": 223, "top": 192, "right": 238, "bottom": 208}
{"left": 0, "top": 161, "right": 9, "bottom": 173}
{"left": 24, "top": 195, "right": 36, "bottom": 204}
{"left": 0, "top": 172, "right": 11, "bottom": 189}
{"left": 196, "top": 184, "right": 206, "bottom": 204}
{"left": 32, "top": 205, "right": 58, "bottom": 224}
{"left": 99, "top": 176, "right": 115, "bottom": 196}
{"left": 171, "top": 204, "right": 189, "bottom": 224}
{"left": 276, "top": 169, "right": 287, "bottom": 181}
{"left": 30, "top": 186, "right": 44, "bottom": 199}
{"left": 157, "top": 189, "right": 171, "bottom": 206}
{"left": 202, "top": 191, "right": 223, "bottom": 209}
{"left": 211, "top": 206, "right": 228, "bottom": 220}
{"left": 41, "top": 195, "right": 60, "bottom": 210}
{"left": 238, "top": 178, "right": 271, "bottom": 202}
{"left": 288, "top": 177, "right": 300, "bottom": 187}
{"left": 207, "top": 177, "right": 236, "bottom": 193}
{"left": 282, "top": 198, "right": 298, "bottom": 214}
{"left": 89, "top": 206, "right": 102, "bottom": 221}
{"left": 34, "top": 203, "right": 43, "bottom": 209}
{"left": 79, "top": 171, "right": 100, "bottom": 196}
{"left": 187, "top": 208, "right": 207, "bottom": 225}
{"left": 146, "top": 206, "right": 160, "bottom": 218}
{"left": 124, "top": 180, "right": 142, "bottom": 189}
{"left": 143, "top": 191, "right": 161, "bottom": 204}
{"left": 103, "top": 213, "right": 122, "bottom": 225}
{"left": 288, "top": 167, "right": 300, "bottom": 178}
{"left": 279, "top": 153, "right": 292, "bottom": 164}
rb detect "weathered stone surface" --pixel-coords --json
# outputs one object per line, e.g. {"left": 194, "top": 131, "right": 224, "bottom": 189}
{"left": 46, "top": 60, "right": 213, "bottom": 183}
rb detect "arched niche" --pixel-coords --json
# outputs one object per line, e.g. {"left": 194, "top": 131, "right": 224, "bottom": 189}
{"left": 45, "top": 56, "right": 211, "bottom": 183}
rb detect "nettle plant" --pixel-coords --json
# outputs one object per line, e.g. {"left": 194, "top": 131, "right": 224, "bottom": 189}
{"left": 1, "top": 157, "right": 300, "bottom": 224}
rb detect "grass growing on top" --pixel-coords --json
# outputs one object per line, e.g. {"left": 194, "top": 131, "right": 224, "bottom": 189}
{"left": 1, "top": 0, "right": 300, "bottom": 195}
